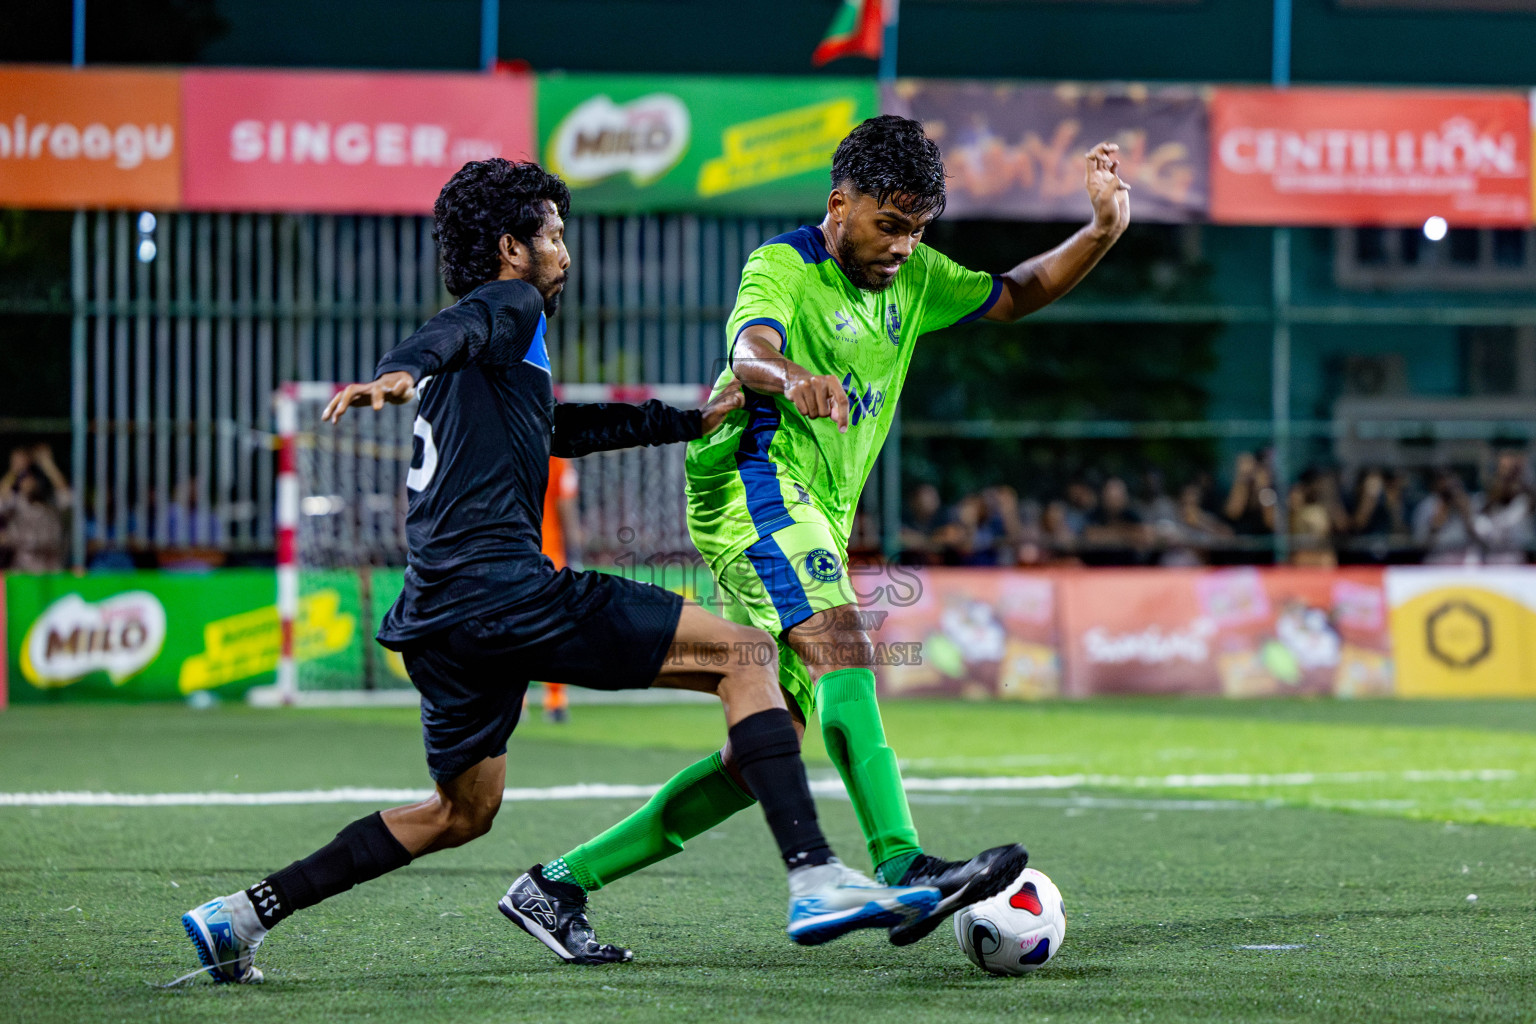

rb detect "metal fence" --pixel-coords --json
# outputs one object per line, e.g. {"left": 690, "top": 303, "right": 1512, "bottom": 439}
{"left": 69, "top": 209, "right": 811, "bottom": 564}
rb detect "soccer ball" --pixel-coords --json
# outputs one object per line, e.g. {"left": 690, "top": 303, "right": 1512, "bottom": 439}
{"left": 954, "top": 867, "right": 1066, "bottom": 975}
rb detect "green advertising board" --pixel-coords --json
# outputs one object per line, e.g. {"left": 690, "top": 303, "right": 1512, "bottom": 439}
{"left": 537, "top": 74, "right": 879, "bottom": 214}
{"left": 3, "top": 570, "right": 360, "bottom": 703}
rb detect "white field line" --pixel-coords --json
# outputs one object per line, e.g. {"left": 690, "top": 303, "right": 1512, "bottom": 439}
{"left": 0, "top": 767, "right": 1517, "bottom": 808}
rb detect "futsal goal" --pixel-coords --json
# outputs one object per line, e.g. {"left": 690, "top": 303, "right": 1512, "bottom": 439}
{"left": 255, "top": 380, "right": 712, "bottom": 705}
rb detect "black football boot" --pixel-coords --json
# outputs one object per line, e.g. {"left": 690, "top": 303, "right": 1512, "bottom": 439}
{"left": 887, "top": 843, "right": 1029, "bottom": 947}
{"left": 498, "top": 864, "right": 634, "bottom": 965}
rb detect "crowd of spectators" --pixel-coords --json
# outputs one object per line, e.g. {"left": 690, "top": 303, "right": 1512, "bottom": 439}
{"left": 898, "top": 449, "right": 1536, "bottom": 567}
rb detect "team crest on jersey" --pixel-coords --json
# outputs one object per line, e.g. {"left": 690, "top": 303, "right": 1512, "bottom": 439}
{"left": 885, "top": 303, "right": 901, "bottom": 346}
{"left": 805, "top": 548, "right": 842, "bottom": 584}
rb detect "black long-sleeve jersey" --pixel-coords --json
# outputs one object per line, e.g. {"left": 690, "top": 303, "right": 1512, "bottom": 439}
{"left": 373, "top": 278, "right": 702, "bottom": 645}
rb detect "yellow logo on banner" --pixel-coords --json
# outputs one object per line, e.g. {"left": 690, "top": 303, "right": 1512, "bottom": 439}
{"left": 1390, "top": 586, "right": 1536, "bottom": 698}
{"left": 177, "top": 590, "right": 355, "bottom": 694}
{"left": 697, "top": 98, "right": 859, "bottom": 198}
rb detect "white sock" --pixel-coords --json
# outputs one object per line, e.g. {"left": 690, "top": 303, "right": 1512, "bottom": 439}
{"left": 223, "top": 890, "right": 269, "bottom": 943}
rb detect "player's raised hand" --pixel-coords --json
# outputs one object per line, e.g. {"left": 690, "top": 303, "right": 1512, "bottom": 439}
{"left": 322, "top": 371, "right": 417, "bottom": 424}
{"left": 784, "top": 370, "right": 849, "bottom": 434}
{"left": 1084, "top": 142, "right": 1131, "bottom": 238}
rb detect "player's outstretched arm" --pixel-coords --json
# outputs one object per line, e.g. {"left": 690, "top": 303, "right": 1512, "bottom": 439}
{"left": 322, "top": 371, "right": 417, "bottom": 424}
{"left": 983, "top": 141, "right": 1131, "bottom": 323}
{"left": 731, "top": 327, "right": 849, "bottom": 434}
{"left": 551, "top": 381, "right": 744, "bottom": 457}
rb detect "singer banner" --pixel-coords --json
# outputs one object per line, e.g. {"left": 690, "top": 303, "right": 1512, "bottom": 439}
{"left": 181, "top": 69, "right": 534, "bottom": 214}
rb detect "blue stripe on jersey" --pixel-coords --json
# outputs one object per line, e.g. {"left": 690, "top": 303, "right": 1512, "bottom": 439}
{"left": 733, "top": 390, "right": 796, "bottom": 537}
{"left": 956, "top": 275, "right": 1005, "bottom": 325}
{"left": 523, "top": 313, "right": 551, "bottom": 374}
{"left": 763, "top": 225, "right": 830, "bottom": 265}
{"left": 744, "top": 533, "right": 813, "bottom": 629}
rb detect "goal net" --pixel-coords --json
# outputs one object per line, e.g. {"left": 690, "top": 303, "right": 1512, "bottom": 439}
{"left": 263, "top": 381, "right": 710, "bottom": 704}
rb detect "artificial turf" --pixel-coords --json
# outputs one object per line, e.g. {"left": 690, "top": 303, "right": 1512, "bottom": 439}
{"left": 2, "top": 699, "right": 1533, "bottom": 1023}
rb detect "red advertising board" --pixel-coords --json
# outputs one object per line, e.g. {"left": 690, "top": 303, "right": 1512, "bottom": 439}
{"left": 875, "top": 569, "right": 1062, "bottom": 700}
{"left": 0, "top": 66, "right": 181, "bottom": 209}
{"left": 182, "top": 69, "right": 534, "bottom": 214}
{"left": 1057, "top": 568, "right": 1392, "bottom": 698}
{"left": 1210, "top": 87, "right": 1530, "bottom": 227}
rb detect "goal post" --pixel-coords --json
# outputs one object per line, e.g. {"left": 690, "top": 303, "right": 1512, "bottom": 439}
{"left": 263, "top": 380, "right": 712, "bottom": 705}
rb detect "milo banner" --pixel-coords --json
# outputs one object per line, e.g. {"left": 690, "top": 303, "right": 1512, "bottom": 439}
{"left": 3, "top": 570, "right": 358, "bottom": 702}
{"left": 537, "top": 74, "right": 878, "bottom": 214}
{"left": 881, "top": 80, "right": 1209, "bottom": 223}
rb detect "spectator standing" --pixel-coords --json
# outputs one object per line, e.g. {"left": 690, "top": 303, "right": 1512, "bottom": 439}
{"left": 898, "top": 483, "right": 946, "bottom": 563}
{"left": 0, "top": 444, "right": 72, "bottom": 572}
{"left": 1478, "top": 451, "right": 1534, "bottom": 564}
{"left": 1082, "top": 476, "right": 1149, "bottom": 565}
{"left": 1224, "top": 451, "right": 1277, "bottom": 558}
{"left": 1350, "top": 467, "right": 1410, "bottom": 561}
{"left": 1413, "top": 469, "right": 1482, "bottom": 564}
{"left": 1061, "top": 478, "right": 1098, "bottom": 536}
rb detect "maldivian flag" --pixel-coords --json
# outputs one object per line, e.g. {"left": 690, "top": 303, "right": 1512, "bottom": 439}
{"left": 812, "top": 0, "right": 886, "bottom": 67}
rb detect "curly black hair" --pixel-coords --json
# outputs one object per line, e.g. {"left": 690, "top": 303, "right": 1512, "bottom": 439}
{"left": 433, "top": 159, "right": 572, "bottom": 297}
{"left": 830, "top": 114, "right": 946, "bottom": 220}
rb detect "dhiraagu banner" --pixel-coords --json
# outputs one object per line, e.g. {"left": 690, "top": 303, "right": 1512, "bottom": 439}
{"left": 4, "top": 570, "right": 358, "bottom": 702}
{"left": 537, "top": 74, "right": 878, "bottom": 214}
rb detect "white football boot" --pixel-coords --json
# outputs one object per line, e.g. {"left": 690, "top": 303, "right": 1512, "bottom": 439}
{"left": 181, "top": 891, "right": 267, "bottom": 983}
{"left": 785, "top": 857, "right": 940, "bottom": 946}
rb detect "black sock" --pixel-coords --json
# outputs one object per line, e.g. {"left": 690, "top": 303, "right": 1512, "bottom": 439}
{"left": 247, "top": 811, "right": 412, "bottom": 929}
{"left": 727, "top": 708, "right": 834, "bottom": 871}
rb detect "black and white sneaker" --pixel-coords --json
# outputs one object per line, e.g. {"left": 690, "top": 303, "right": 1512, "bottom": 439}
{"left": 887, "top": 843, "right": 1030, "bottom": 947}
{"left": 498, "top": 864, "right": 633, "bottom": 965}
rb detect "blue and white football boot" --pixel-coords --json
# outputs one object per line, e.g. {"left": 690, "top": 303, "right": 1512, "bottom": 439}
{"left": 181, "top": 892, "right": 267, "bottom": 983}
{"left": 785, "top": 858, "right": 940, "bottom": 946}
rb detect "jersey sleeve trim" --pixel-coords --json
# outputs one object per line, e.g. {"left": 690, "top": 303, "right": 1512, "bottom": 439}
{"left": 955, "top": 274, "right": 1005, "bottom": 325}
{"left": 729, "top": 316, "right": 789, "bottom": 368}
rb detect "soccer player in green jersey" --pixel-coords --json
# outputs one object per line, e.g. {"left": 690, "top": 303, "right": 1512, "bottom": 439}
{"left": 519, "top": 115, "right": 1130, "bottom": 957}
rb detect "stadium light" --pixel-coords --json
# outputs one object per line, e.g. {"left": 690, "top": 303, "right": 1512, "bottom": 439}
{"left": 136, "top": 238, "right": 157, "bottom": 263}
{"left": 1423, "top": 216, "right": 1448, "bottom": 242}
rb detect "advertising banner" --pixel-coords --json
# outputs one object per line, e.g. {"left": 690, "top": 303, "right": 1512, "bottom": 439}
{"left": 4, "top": 570, "right": 358, "bottom": 702}
{"left": 874, "top": 568, "right": 1061, "bottom": 700}
{"left": 181, "top": 69, "right": 534, "bottom": 214}
{"left": 0, "top": 66, "right": 181, "bottom": 209}
{"left": 882, "top": 81, "right": 1208, "bottom": 223}
{"left": 1057, "top": 567, "right": 1393, "bottom": 698}
{"left": 1210, "top": 87, "right": 1530, "bottom": 227}
{"left": 538, "top": 74, "right": 879, "bottom": 214}
{"left": 1385, "top": 567, "right": 1536, "bottom": 697}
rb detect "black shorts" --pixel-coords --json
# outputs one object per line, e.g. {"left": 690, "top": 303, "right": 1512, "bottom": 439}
{"left": 399, "top": 571, "right": 684, "bottom": 783}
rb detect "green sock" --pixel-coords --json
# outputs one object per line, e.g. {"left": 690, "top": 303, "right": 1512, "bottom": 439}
{"left": 554, "top": 750, "right": 755, "bottom": 892}
{"left": 815, "top": 667, "right": 922, "bottom": 877}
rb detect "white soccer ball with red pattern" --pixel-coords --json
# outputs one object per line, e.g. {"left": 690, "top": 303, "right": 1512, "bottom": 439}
{"left": 954, "top": 867, "right": 1066, "bottom": 975}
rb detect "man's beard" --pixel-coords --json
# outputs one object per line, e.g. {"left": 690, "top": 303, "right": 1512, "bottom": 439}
{"left": 528, "top": 248, "right": 567, "bottom": 317}
{"left": 834, "top": 231, "right": 897, "bottom": 293}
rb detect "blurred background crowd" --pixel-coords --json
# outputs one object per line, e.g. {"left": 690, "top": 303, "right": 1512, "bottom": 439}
{"left": 891, "top": 449, "right": 1536, "bottom": 568}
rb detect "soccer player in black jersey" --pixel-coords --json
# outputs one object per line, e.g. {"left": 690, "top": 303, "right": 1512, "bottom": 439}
{"left": 179, "top": 160, "right": 939, "bottom": 983}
